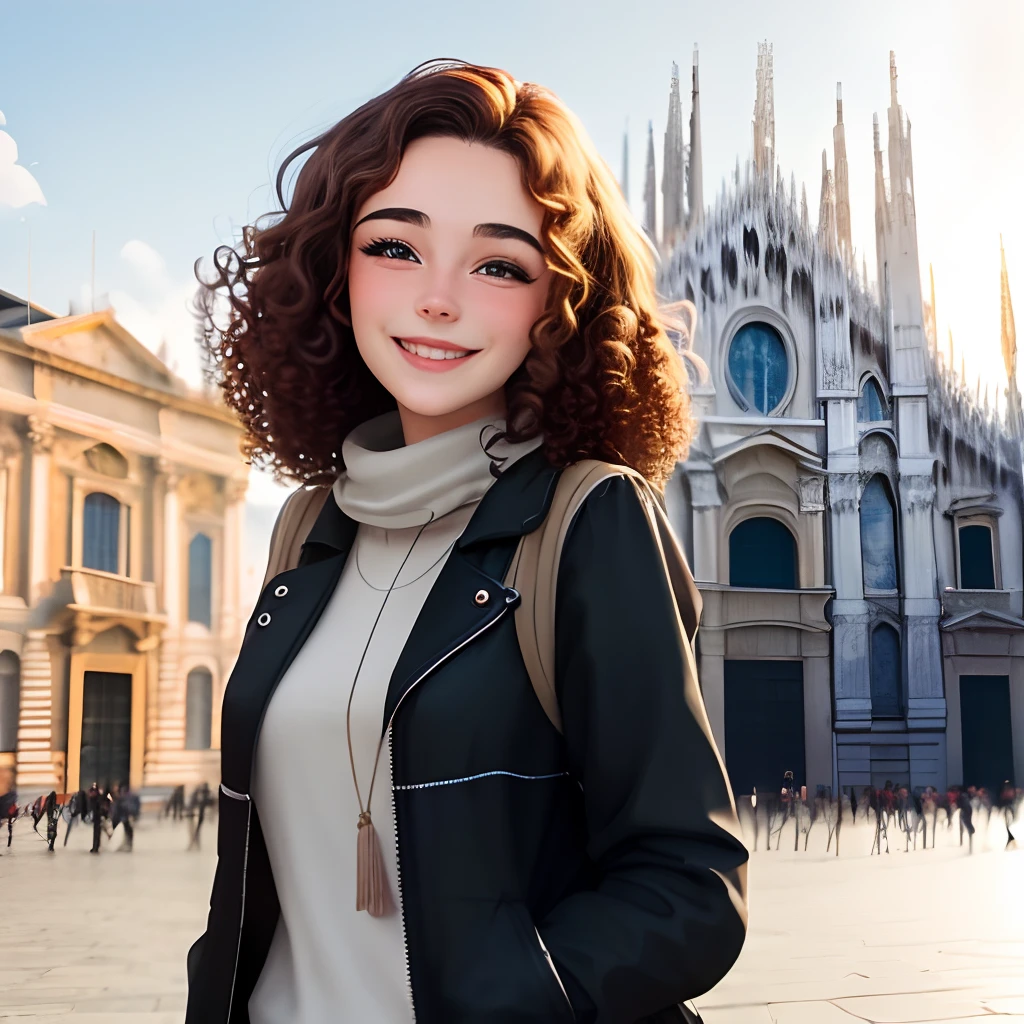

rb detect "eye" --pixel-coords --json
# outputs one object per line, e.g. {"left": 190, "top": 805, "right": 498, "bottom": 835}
{"left": 358, "top": 237, "right": 419, "bottom": 261}
{"left": 475, "top": 260, "right": 534, "bottom": 284}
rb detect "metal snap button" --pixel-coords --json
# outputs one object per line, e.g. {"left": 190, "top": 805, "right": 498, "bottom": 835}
{"left": 257, "top": 612, "right": 272, "bottom": 627}
{"left": 274, "top": 584, "right": 289, "bottom": 598}
{"left": 474, "top": 589, "right": 490, "bottom": 606}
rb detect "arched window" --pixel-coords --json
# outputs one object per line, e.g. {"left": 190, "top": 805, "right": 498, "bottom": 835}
{"left": 0, "top": 650, "right": 19, "bottom": 753}
{"left": 860, "top": 476, "right": 898, "bottom": 591}
{"left": 729, "top": 517, "right": 797, "bottom": 589}
{"left": 83, "top": 492, "right": 120, "bottom": 574}
{"left": 726, "top": 322, "right": 789, "bottom": 414}
{"left": 857, "top": 377, "right": 889, "bottom": 421}
{"left": 185, "top": 667, "right": 213, "bottom": 750}
{"left": 870, "top": 624, "right": 902, "bottom": 717}
{"left": 188, "top": 533, "right": 213, "bottom": 627}
{"left": 959, "top": 524, "right": 996, "bottom": 589}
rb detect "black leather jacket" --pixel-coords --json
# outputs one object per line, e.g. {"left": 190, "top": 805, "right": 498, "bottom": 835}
{"left": 185, "top": 450, "right": 748, "bottom": 1023}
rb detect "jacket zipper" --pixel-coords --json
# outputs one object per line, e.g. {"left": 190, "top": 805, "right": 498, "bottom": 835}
{"left": 220, "top": 564, "right": 346, "bottom": 1021}
{"left": 224, "top": 796, "right": 252, "bottom": 1024}
{"left": 387, "top": 589, "right": 518, "bottom": 1022}
{"left": 389, "top": 730, "right": 415, "bottom": 1021}
{"left": 534, "top": 925, "right": 575, "bottom": 1018}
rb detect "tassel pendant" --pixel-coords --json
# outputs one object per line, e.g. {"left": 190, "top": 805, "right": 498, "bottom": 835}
{"left": 356, "top": 811, "right": 391, "bottom": 917}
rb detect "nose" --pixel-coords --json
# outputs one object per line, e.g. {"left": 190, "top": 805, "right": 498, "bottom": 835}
{"left": 418, "top": 299, "right": 458, "bottom": 322}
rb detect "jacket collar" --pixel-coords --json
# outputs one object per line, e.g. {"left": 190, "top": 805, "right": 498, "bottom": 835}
{"left": 457, "top": 446, "right": 559, "bottom": 548}
{"left": 298, "top": 445, "right": 560, "bottom": 557}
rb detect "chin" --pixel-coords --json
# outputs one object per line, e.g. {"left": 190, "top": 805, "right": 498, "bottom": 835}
{"left": 393, "top": 385, "right": 495, "bottom": 420}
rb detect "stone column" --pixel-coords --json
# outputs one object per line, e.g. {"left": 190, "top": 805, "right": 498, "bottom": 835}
{"left": 696, "top": 619, "right": 726, "bottom": 757}
{"left": 220, "top": 477, "right": 247, "bottom": 647}
{"left": 685, "top": 465, "right": 722, "bottom": 584}
{"left": 15, "top": 630, "right": 60, "bottom": 792}
{"left": 26, "top": 416, "right": 54, "bottom": 605}
{"left": 797, "top": 474, "right": 826, "bottom": 588}
{"left": 829, "top": 472, "right": 871, "bottom": 735}
{"left": 898, "top": 472, "right": 946, "bottom": 739}
{"left": 145, "top": 461, "right": 185, "bottom": 785}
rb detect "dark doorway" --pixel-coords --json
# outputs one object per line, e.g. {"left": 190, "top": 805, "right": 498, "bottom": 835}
{"left": 960, "top": 675, "right": 1014, "bottom": 791}
{"left": 80, "top": 671, "right": 132, "bottom": 792}
{"left": 725, "top": 660, "right": 805, "bottom": 796}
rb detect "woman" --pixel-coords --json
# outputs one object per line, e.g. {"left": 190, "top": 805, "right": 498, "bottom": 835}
{"left": 186, "top": 59, "right": 747, "bottom": 1024}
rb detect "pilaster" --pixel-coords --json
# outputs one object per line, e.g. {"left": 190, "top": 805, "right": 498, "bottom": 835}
{"left": 14, "top": 629, "right": 60, "bottom": 793}
{"left": 145, "top": 461, "right": 186, "bottom": 784}
{"left": 685, "top": 465, "right": 721, "bottom": 584}
{"left": 26, "top": 416, "right": 54, "bottom": 605}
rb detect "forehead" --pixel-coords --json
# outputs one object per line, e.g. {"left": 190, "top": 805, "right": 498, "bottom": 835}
{"left": 355, "top": 136, "right": 542, "bottom": 228}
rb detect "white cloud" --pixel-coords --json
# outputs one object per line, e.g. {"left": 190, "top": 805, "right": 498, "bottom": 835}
{"left": 0, "top": 120, "right": 46, "bottom": 209}
{"left": 119, "top": 239, "right": 170, "bottom": 290}
{"left": 82, "top": 238, "right": 205, "bottom": 390}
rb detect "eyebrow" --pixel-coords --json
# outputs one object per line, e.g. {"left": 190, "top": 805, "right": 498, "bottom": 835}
{"left": 352, "top": 207, "right": 544, "bottom": 254}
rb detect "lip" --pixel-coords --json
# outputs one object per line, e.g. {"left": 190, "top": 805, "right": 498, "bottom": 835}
{"left": 392, "top": 336, "right": 481, "bottom": 373}
{"left": 394, "top": 336, "right": 477, "bottom": 352}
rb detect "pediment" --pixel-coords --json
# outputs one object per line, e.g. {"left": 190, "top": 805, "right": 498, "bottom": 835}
{"left": 19, "top": 308, "right": 177, "bottom": 392}
{"left": 711, "top": 429, "right": 823, "bottom": 472}
{"left": 940, "top": 609, "right": 1024, "bottom": 632}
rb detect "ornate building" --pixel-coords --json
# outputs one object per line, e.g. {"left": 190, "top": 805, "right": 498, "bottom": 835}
{"left": 0, "top": 293, "right": 247, "bottom": 796}
{"left": 634, "top": 44, "right": 1023, "bottom": 796}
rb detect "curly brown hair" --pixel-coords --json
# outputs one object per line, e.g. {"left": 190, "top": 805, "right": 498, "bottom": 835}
{"left": 195, "top": 58, "right": 698, "bottom": 489}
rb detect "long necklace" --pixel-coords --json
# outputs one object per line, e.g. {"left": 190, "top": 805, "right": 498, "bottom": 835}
{"left": 346, "top": 513, "right": 434, "bottom": 917}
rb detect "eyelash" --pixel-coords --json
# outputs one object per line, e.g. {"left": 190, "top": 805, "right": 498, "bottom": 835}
{"left": 357, "top": 236, "right": 535, "bottom": 284}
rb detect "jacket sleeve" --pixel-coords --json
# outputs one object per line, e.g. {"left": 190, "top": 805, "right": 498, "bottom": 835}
{"left": 537, "top": 475, "right": 749, "bottom": 1023}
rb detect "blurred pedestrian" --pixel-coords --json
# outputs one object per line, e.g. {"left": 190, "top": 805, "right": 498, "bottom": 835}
{"left": 165, "top": 784, "right": 186, "bottom": 821}
{"left": 956, "top": 785, "right": 975, "bottom": 854}
{"left": 112, "top": 782, "right": 141, "bottom": 852}
{"left": 187, "top": 782, "right": 213, "bottom": 851}
{"left": 88, "top": 782, "right": 110, "bottom": 854}
{"left": 43, "top": 791, "right": 60, "bottom": 852}
{"left": 998, "top": 780, "right": 1018, "bottom": 850}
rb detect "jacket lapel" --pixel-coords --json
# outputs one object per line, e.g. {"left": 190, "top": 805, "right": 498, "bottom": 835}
{"left": 220, "top": 447, "right": 562, "bottom": 790}
{"left": 220, "top": 497, "right": 358, "bottom": 795}
{"left": 381, "top": 448, "right": 560, "bottom": 733}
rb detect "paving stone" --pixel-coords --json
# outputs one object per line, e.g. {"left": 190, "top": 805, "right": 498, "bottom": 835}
{"left": 2, "top": 808, "right": 1022, "bottom": 1020}
{"left": 765, "top": 1002, "right": 863, "bottom": 1023}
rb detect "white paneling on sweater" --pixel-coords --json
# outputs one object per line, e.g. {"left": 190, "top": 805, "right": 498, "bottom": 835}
{"left": 249, "top": 412, "right": 542, "bottom": 1024}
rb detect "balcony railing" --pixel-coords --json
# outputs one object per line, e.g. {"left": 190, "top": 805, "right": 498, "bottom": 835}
{"left": 58, "top": 567, "right": 160, "bottom": 618}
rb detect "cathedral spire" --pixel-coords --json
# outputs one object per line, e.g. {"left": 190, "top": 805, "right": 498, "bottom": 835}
{"left": 662, "top": 62, "right": 685, "bottom": 251}
{"left": 876, "top": 51, "right": 926, "bottom": 382}
{"left": 833, "top": 83, "right": 853, "bottom": 262}
{"left": 642, "top": 120, "right": 657, "bottom": 245}
{"left": 1001, "top": 235, "right": 1020, "bottom": 435}
{"left": 818, "top": 149, "right": 838, "bottom": 257}
{"left": 687, "top": 46, "right": 704, "bottom": 230}
{"left": 752, "top": 40, "right": 775, "bottom": 178}
{"left": 873, "top": 111, "right": 889, "bottom": 305}
{"left": 886, "top": 51, "right": 915, "bottom": 229}
{"left": 800, "top": 183, "right": 809, "bottom": 234}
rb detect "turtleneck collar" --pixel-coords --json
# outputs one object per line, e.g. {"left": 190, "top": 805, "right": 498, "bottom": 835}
{"left": 333, "top": 410, "right": 543, "bottom": 529}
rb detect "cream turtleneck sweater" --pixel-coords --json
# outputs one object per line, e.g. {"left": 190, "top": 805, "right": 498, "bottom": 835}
{"left": 249, "top": 411, "right": 542, "bottom": 1024}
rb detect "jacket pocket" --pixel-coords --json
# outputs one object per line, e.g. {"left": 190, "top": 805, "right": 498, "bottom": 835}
{"left": 443, "top": 899, "right": 577, "bottom": 1024}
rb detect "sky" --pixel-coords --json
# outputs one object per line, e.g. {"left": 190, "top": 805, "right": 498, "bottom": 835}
{"left": 1, "top": 0, "right": 1021, "bottom": 568}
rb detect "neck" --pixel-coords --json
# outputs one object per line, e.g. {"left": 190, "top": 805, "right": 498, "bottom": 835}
{"left": 397, "top": 391, "right": 507, "bottom": 445}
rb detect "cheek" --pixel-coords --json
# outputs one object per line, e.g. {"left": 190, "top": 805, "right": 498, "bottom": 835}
{"left": 477, "top": 286, "right": 546, "bottom": 355}
{"left": 348, "top": 262, "right": 402, "bottom": 317}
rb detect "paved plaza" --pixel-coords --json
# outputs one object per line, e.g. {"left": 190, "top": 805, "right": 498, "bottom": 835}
{"left": 0, "top": 805, "right": 1021, "bottom": 1023}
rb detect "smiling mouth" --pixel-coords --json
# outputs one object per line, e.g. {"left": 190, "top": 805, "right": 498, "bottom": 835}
{"left": 393, "top": 338, "right": 479, "bottom": 361}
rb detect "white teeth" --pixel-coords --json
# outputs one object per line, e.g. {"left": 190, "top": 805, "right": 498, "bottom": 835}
{"left": 398, "top": 339, "right": 470, "bottom": 360}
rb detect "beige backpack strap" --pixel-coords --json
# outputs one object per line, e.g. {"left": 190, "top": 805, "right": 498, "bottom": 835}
{"left": 260, "top": 484, "right": 332, "bottom": 591}
{"left": 509, "top": 460, "right": 637, "bottom": 733}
